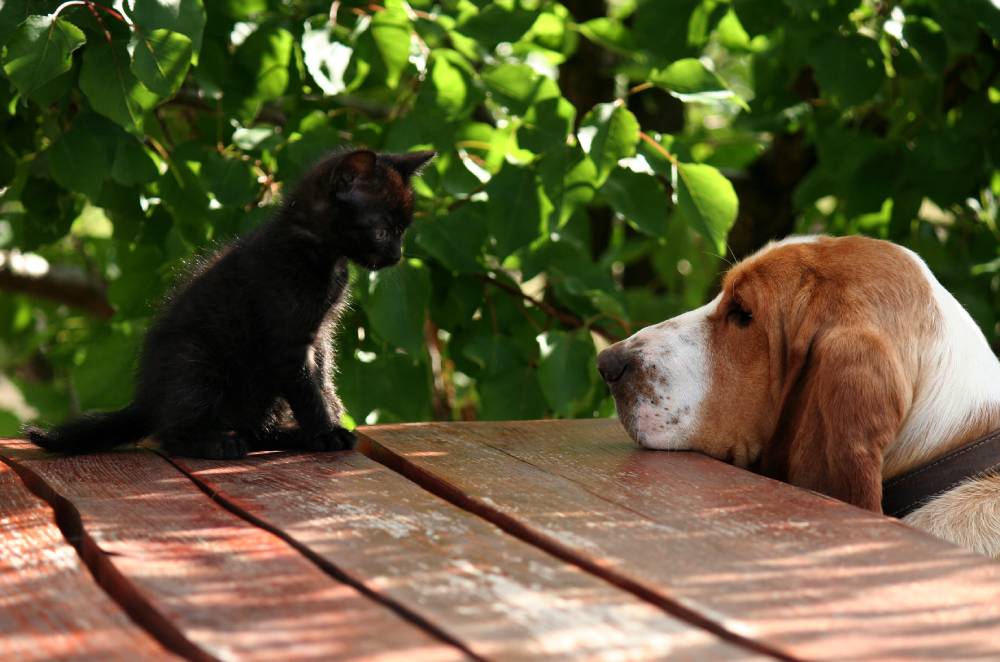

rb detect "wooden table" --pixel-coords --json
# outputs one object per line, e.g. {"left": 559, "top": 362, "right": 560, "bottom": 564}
{"left": 2, "top": 420, "right": 999, "bottom": 661}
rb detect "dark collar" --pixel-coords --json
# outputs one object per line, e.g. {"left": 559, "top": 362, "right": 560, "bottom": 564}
{"left": 882, "top": 428, "right": 1000, "bottom": 518}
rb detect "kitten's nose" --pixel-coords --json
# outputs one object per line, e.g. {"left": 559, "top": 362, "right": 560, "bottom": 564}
{"left": 597, "top": 347, "right": 630, "bottom": 384}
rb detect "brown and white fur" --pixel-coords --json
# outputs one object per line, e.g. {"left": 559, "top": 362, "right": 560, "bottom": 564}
{"left": 598, "top": 235, "right": 1000, "bottom": 558}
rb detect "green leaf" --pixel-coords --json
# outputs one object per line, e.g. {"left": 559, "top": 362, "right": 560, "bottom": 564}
{"left": 732, "top": 0, "right": 785, "bottom": 36}
{"left": 338, "top": 349, "right": 433, "bottom": 422}
{"left": 414, "top": 204, "right": 488, "bottom": 274}
{"left": 236, "top": 25, "right": 294, "bottom": 102}
{"left": 520, "top": 237, "right": 607, "bottom": 285}
{"left": 20, "top": 175, "right": 76, "bottom": 249}
{"left": 651, "top": 58, "right": 744, "bottom": 108}
{"left": 0, "top": 1, "right": 57, "bottom": 48}
{"left": 715, "top": 9, "right": 752, "bottom": 52}
{"left": 2, "top": 14, "right": 85, "bottom": 98}
{"left": 232, "top": 125, "right": 276, "bottom": 151}
{"left": 478, "top": 367, "right": 547, "bottom": 420}
{"left": 578, "top": 103, "right": 639, "bottom": 185}
{"left": 462, "top": 334, "right": 521, "bottom": 377}
{"left": 808, "top": 34, "right": 884, "bottom": 107}
{"left": 370, "top": 0, "right": 411, "bottom": 88}
{"left": 977, "top": 0, "right": 1000, "bottom": 41}
{"left": 631, "top": 0, "right": 702, "bottom": 63}
{"left": 112, "top": 139, "right": 159, "bottom": 186}
{"left": 457, "top": 2, "right": 540, "bottom": 49}
{"left": 0, "top": 410, "right": 21, "bottom": 436}
{"left": 278, "top": 124, "right": 343, "bottom": 182}
{"left": 72, "top": 327, "right": 141, "bottom": 411}
{"left": 202, "top": 152, "right": 258, "bottom": 207}
{"left": 80, "top": 40, "right": 159, "bottom": 133}
{"left": 130, "top": 28, "right": 192, "bottom": 97}
{"left": 577, "top": 17, "right": 635, "bottom": 55}
{"left": 214, "top": 0, "right": 266, "bottom": 19}
{"left": 539, "top": 146, "right": 597, "bottom": 227}
{"left": 157, "top": 142, "right": 210, "bottom": 238}
{"left": 429, "top": 272, "right": 482, "bottom": 330}
{"left": 601, "top": 168, "right": 669, "bottom": 236}
{"left": 521, "top": 95, "right": 576, "bottom": 154}
{"left": 25, "top": 66, "right": 72, "bottom": 104}
{"left": 48, "top": 126, "right": 110, "bottom": 199}
{"left": 782, "top": 0, "right": 826, "bottom": 11}
{"left": 365, "top": 261, "right": 431, "bottom": 355}
{"left": 129, "top": 0, "right": 205, "bottom": 64}
{"left": 482, "top": 63, "right": 560, "bottom": 116}
{"left": 537, "top": 330, "right": 597, "bottom": 416}
{"left": 108, "top": 241, "right": 165, "bottom": 318}
{"left": 425, "top": 50, "right": 475, "bottom": 119}
{"left": 903, "top": 17, "right": 948, "bottom": 75}
{"left": 485, "top": 164, "right": 545, "bottom": 259}
{"left": 674, "top": 162, "right": 738, "bottom": 256}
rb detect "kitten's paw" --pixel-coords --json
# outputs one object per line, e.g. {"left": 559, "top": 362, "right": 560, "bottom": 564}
{"left": 306, "top": 427, "right": 357, "bottom": 452}
{"left": 174, "top": 437, "right": 249, "bottom": 460}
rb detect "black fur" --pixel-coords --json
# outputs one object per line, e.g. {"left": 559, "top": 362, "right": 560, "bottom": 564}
{"left": 24, "top": 148, "right": 435, "bottom": 459}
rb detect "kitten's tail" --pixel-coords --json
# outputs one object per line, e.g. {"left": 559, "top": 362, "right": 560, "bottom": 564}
{"left": 22, "top": 404, "right": 151, "bottom": 454}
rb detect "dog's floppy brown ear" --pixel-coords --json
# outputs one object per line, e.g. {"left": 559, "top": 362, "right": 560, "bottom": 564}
{"left": 769, "top": 328, "right": 907, "bottom": 512}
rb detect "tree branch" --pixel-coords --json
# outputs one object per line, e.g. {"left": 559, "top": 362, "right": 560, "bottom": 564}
{"left": 0, "top": 257, "right": 114, "bottom": 319}
{"left": 478, "top": 274, "right": 621, "bottom": 343}
{"left": 166, "top": 88, "right": 395, "bottom": 127}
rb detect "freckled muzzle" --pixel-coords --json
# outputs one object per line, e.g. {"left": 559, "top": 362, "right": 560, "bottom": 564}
{"left": 597, "top": 341, "right": 664, "bottom": 444}
{"left": 596, "top": 297, "right": 715, "bottom": 450}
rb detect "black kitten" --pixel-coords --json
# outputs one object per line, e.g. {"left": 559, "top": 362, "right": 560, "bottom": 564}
{"left": 24, "top": 148, "right": 435, "bottom": 459}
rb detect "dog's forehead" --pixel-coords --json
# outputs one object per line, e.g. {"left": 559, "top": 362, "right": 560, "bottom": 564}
{"left": 723, "top": 240, "right": 816, "bottom": 294}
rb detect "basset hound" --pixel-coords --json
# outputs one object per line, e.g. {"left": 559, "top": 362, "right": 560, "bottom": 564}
{"left": 598, "top": 235, "right": 1000, "bottom": 558}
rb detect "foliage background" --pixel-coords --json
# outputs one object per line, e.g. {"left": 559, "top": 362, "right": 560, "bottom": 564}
{"left": 0, "top": 0, "right": 997, "bottom": 432}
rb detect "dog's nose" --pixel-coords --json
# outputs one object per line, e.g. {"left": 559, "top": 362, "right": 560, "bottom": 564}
{"left": 597, "top": 347, "right": 630, "bottom": 384}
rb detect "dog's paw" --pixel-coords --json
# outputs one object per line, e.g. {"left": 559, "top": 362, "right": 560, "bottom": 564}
{"left": 306, "top": 427, "right": 357, "bottom": 452}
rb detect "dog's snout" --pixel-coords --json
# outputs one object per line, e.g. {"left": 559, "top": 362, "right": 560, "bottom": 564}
{"left": 597, "top": 348, "right": 630, "bottom": 384}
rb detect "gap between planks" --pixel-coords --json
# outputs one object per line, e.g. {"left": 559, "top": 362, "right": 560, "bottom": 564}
{"left": 357, "top": 431, "right": 798, "bottom": 662}
{"left": 0, "top": 454, "right": 209, "bottom": 661}
{"left": 1, "top": 446, "right": 467, "bottom": 662}
{"left": 155, "top": 450, "right": 484, "bottom": 661}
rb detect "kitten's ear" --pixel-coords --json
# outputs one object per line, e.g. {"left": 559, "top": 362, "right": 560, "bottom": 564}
{"left": 332, "top": 150, "right": 377, "bottom": 190}
{"left": 387, "top": 150, "right": 436, "bottom": 179}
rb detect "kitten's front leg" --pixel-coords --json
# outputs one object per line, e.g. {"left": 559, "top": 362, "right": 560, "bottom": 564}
{"left": 282, "top": 372, "right": 356, "bottom": 451}
{"left": 311, "top": 332, "right": 345, "bottom": 419}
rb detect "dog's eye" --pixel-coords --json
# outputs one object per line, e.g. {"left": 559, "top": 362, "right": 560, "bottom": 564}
{"left": 374, "top": 228, "right": 389, "bottom": 241}
{"left": 727, "top": 301, "right": 753, "bottom": 328}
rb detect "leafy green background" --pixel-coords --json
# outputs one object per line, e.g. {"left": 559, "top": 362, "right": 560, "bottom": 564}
{"left": 0, "top": 0, "right": 997, "bottom": 432}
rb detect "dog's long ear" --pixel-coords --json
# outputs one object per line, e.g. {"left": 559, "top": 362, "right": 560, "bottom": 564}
{"left": 770, "top": 328, "right": 907, "bottom": 512}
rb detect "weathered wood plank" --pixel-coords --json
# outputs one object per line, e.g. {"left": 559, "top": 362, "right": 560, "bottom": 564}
{"left": 0, "top": 460, "right": 174, "bottom": 661}
{"left": 173, "top": 450, "right": 766, "bottom": 661}
{"left": 360, "top": 420, "right": 1000, "bottom": 661}
{"left": 0, "top": 441, "right": 461, "bottom": 662}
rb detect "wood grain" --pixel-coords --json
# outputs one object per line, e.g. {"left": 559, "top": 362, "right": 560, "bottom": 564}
{"left": 0, "top": 460, "right": 173, "bottom": 661}
{"left": 0, "top": 441, "right": 461, "bottom": 662}
{"left": 173, "top": 450, "right": 765, "bottom": 661}
{"left": 360, "top": 419, "right": 1000, "bottom": 662}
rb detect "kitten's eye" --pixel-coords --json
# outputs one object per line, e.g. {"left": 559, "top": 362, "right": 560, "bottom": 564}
{"left": 726, "top": 300, "right": 753, "bottom": 328}
{"left": 374, "top": 228, "right": 389, "bottom": 242}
